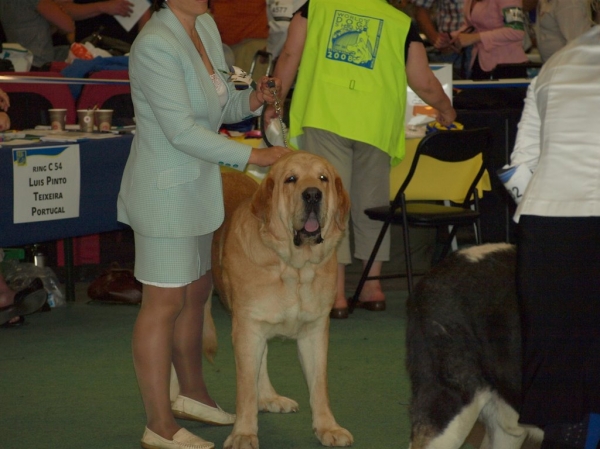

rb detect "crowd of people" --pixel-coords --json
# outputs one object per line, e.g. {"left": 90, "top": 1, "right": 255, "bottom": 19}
{"left": 1, "top": 1, "right": 599, "bottom": 449}
{"left": 2, "top": 0, "right": 597, "bottom": 76}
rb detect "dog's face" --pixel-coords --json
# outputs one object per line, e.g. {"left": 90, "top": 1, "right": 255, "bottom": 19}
{"left": 250, "top": 151, "right": 350, "bottom": 250}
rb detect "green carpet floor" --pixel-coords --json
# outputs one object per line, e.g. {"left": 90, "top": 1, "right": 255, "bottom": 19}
{"left": 1, "top": 292, "right": 416, "bottom": 449}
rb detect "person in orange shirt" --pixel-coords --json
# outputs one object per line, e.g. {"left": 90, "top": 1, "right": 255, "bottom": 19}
{"left": 209, "top": 0, "right": 269, "bottom": 73}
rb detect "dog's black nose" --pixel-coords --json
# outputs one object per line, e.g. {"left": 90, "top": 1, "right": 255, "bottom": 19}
{"left": 302, "top": 187, "right": 322, "bottom": 204}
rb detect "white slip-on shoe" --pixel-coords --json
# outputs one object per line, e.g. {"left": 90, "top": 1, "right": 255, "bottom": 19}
{"left": 171, "top": 395, "right": 236, "bottom": 426}
{"left": 140, "top": 427, "right": 214, "bottom": 449}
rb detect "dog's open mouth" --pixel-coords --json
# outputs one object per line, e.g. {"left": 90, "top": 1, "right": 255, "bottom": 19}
{"left": 294, "top": 211, "right": 323, "bottom": 246}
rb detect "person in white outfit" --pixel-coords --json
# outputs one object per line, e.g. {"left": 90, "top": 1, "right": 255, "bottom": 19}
{"left": 511, "top": 25, "right": 600, "bottom": 449}
{"left": 266, "top": 0, "right": 307, "bottom": 58}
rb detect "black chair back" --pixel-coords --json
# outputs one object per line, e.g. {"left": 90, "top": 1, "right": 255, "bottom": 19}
{"left": 5, "top": 92, "right": 53, "bottom": 130}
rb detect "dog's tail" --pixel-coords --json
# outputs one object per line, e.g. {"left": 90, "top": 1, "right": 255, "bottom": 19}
{"left": 202, "top": 289, "right": 218, "bottom": 363}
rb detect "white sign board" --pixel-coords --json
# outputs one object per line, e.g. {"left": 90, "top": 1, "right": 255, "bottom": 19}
{"left": 12, "top": 145, "right": 81, "bottom": 224}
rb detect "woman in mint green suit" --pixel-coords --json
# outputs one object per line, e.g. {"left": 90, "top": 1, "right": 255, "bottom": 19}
{"left": 117, "top": 1, "right": 290, "bottom": 448}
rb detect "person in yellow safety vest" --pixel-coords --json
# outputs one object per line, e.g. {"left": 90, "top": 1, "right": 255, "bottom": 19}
{"left": 271, "top": 0, "right": 456, "bottom": 319}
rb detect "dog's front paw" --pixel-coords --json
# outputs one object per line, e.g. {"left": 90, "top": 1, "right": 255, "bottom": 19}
{"left": 258, "top": 395, "right": 299, "bottom": 413}
{"left": 315, "top": 426, "right": 354, "bottom": 447}
{"left": 223, "top": 433, "right": 259, "bottom": 449}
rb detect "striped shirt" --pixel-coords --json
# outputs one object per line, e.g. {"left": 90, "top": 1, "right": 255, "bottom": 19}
{"left": 411, "top": 0, "right": 465, "bottom": 34}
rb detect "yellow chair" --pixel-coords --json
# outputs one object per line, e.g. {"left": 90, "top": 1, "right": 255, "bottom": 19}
{"left": 349, "top": 127, "right": 493, "bottom": 306}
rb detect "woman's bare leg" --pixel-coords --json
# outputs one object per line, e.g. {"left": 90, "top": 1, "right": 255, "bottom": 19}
{"left": 0, "top": 274, "right": 23, "bottom": 325}
{"left": 132, "top": 283, "right": 185, "bottom": 439}
{"left": 0, "top": 274, "right": 16, "bottom": 308}
{"left": 172, "top": 271, "right": 217, "bottom": 408}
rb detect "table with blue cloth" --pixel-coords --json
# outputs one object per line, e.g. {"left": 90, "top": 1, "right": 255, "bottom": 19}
{"left": 0, "top": 134, "right": 134, "bottom": 301}
{"left": 0, "top": 133, "right": 494, "bottom": 302}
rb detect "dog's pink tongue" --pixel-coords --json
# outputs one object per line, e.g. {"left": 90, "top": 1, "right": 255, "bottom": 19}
{"left": 304, "top": 212, "right": 320, "bottom": 232}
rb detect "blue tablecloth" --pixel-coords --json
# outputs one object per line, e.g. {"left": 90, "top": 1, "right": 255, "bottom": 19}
{"left": 0, "top": 134, "right": 133, "bottom": 247}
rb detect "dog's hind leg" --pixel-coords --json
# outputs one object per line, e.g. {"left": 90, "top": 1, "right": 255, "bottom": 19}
{"left": 411, "top": 390, "right": 490, "bottom": 449}
{"left": 169, "top": 363, "right": 180, "bottom": 403}
{"left": 257, "top": 345, "right": 299, "bottom": 413}
{"left": 202, "top": 291, "right": 218, "bottom": 363}
{"left": 479, "top": 394, "right": 529, "bottom": 449}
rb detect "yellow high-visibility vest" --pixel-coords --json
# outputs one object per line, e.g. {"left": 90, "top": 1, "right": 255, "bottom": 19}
{"left": 290, "top": 0, "right": 411, "bottom": 166}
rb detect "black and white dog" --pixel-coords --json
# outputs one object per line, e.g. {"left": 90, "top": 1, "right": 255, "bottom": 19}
{"left": 406, "top": 243, "right": 543, "bottom": 449}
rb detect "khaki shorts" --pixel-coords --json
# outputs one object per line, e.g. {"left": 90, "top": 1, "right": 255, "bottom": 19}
{"left": 133, "top": 232, "right": 212, "bottom": 285}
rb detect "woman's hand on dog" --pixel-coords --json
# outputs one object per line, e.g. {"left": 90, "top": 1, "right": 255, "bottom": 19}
{"left": 249, "top": 146, "right": 291, "bottom": 167}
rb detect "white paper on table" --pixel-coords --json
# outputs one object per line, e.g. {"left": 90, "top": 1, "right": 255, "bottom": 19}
{"left": 407, "top": 114, "right": 436, "bottom": 127}
{"left": 114, "top": 0, "right": 151, "bottom": 33}
{"left": 0, "top": 139, "right": 37, "bottom": 146}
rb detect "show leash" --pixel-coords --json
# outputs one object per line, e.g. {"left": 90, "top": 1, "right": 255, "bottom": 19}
{"left": 219, "top": 67, "right": 288, "bottom": 148}
{"left": 264, "top": 79, "right": 288, "bottom": 148}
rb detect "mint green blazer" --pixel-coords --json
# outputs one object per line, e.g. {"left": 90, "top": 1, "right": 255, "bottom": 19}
{"left": 117, "top": 7, "right": 257, "bottom": 238}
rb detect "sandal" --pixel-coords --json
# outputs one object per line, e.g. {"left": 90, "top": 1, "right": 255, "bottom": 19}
{"left": 0, "top": 278, "right": 47, "bottom": 326}
{"left": 14, "top": 278, "right": 47, "bottom": 316}
{"left": 0, "top": 304, "right": 19, "bottom": 326}
{"left": 1, "top": 315, "right": 25, "bottom": 328}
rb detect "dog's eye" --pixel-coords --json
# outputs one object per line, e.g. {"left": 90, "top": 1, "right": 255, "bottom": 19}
{"left": 284, "top": 175, "right": 297, "bottom": 183}
{"left": 320, "top": 175, "right": 329, "bottom": 182}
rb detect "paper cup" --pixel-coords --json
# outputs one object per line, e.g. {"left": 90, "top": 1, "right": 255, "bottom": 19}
{"left": 77, "top": 109, "right": 95, "bottom": 132}
{"left": 49, "top": 109, "right": 67, "bottom": 131}
{"left": 94, "top": 109, "right": 113, "bottom": 133}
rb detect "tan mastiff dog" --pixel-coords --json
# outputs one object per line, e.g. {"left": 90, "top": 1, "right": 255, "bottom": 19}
{"left": 212, "top": 151, "right": 352, "bottom": 449}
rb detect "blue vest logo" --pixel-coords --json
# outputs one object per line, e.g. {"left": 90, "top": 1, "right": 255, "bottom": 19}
{"left": 326, "top": 10, "right": 383, "bottom": 69}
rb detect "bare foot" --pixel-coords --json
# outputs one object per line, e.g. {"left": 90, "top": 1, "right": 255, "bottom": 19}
{"left": 0, "top": 290, "right": 16, "bottom": 309}
{"left": 0, "top": 289, "right": 19, "bottom": 326}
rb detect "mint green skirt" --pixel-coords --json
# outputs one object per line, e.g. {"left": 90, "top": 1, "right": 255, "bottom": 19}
{"left": 133, "top": 232, "right": 213, "bottom": 285}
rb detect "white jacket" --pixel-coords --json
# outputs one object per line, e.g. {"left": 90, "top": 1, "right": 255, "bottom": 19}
{"left": 512, "top": 25, "right": 600, "bottom": 222}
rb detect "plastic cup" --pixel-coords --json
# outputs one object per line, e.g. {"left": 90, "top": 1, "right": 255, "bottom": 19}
{"left": 77, "top": 109, "right": 95, "bottom": 132}
{"left": 94, "top": 109, "right": 113, "bottom": 133}
{"left": 48, "top": 109, "right": 67, "bottom": 131}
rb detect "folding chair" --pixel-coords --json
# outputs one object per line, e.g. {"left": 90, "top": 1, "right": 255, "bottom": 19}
{"left": 348, "top": 127, "right": 492, "bottom": 308}
{"left": 249, "top": 50, "right": 274, "bottom": 77}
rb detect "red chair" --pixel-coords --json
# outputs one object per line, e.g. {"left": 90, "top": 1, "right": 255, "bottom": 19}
{"left": 69, "top": 70, "right": 132, "bottom": 265}
{"left": 0, "top": 72, "right": 77, "bottom": 126}
{"left": 76, "top": 70, "right": 131, "bottom": 112}
{"left": 48, "top": 61, "right": 70, "bottom": 72}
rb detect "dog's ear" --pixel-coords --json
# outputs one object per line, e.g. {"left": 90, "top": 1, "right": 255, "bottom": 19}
{"left": 250, "top": 176, "right": 274, "bottom": 223}
{"left": 334, "top": 176, "right": 351, "bottom": 230}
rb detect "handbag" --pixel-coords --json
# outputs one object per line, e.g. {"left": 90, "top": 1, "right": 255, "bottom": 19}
{"left": 87, "top": 263, "right": 142, "bottom": 304}
{"left": 82, "top": 27, "right": 131, "bottom": 56}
